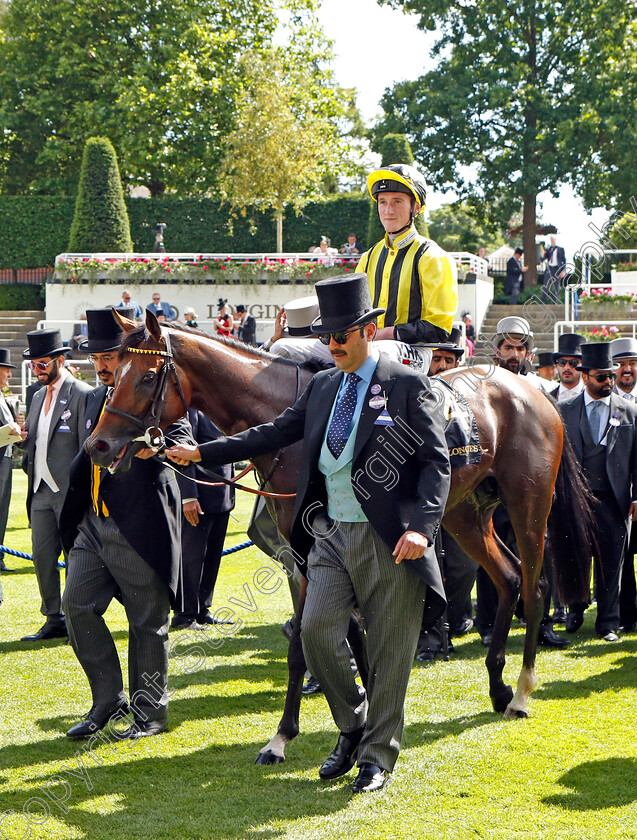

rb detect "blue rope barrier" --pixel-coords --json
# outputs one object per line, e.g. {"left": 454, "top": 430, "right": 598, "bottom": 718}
{"left": 0, "top": 540, "right": 253, "bottom": 564}
{"left": 0, "top": 545, "right": 33, "bottom": 561}
{"left": 221, "top": 540, "right": 253, "bottom": 557}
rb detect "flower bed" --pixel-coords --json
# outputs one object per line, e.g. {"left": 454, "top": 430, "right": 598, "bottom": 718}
{"left": 575, "top": 325, "right": 619, "bottom": 342}
{"left": 578, "top": 288, "right": 636, "bottom": 320}
{"left": 54, "top": 255, "right": 357, "bottom": 286}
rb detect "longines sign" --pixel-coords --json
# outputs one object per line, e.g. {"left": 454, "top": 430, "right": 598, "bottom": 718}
{"left": 45, "top": 281, "right": 317, "bottom": 342}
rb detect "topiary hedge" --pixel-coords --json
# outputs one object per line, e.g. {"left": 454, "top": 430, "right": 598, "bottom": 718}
{"left": 0, "top": 195, "right": 371, "bottom": 269}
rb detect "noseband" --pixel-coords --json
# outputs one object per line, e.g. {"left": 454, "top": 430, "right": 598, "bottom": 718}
{"left": 104, "top": 328, "right": 188, "bottom": 450}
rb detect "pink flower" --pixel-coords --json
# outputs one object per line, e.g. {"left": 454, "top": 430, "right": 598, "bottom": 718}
{"left": 166, "top": 268, "right": 171, "bottom": 273}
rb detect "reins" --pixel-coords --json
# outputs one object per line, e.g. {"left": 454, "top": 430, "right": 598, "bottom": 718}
{"left": 110, "top": 326, "right": 296, "bottom": 499}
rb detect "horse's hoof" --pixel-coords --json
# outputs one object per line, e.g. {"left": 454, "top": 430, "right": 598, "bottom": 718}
{"left": 504, "top": 707, "right": 529, "bottom": 719}
{"left": 255, "top": 750, "right": 285, "bottom": 766}
{"left": 491, "top": 685, "right": 514, "bottom": 714}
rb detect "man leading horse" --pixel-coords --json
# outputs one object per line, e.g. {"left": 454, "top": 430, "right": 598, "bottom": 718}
{"left": 167, "top": 272, "right": 451, "bottom": 794}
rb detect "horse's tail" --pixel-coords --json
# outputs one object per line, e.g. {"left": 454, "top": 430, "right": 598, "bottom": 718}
{"left": 547, "top": 420, "right": 595, "bottom": 605}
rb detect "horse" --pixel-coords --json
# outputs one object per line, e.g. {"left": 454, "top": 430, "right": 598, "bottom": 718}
{"left": 86, "top": 310, "right": 594, "bottom": 764}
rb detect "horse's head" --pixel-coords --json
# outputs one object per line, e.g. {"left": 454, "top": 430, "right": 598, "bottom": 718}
{"left": 86, "top": 309, "right": 191, "bottom": 472}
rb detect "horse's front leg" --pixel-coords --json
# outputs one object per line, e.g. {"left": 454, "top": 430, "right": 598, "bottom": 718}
{"left": 256, "top": 578, "right": 307, "bottom": 765}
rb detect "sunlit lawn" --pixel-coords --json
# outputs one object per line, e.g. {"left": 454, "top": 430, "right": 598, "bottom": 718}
{"left": 1, "top": 471, "right": 637, "bottom": 839}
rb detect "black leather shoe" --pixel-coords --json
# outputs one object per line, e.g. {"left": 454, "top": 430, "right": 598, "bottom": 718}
{"left": 415, "top": 650, "right": 437, "bottom": 662}
{"left": 352, "top": 762, "right": 390, "bottom": 793}
{"left": 67, "top": 699, "right": 130, "bottom": 739}
{"left": 302, "top": 675, "right": 322, "bottom": 695}
{"left": 538, "top": 625, "right": 570, "bottom": 648}
{"left": 118, "top": 719, "right": 168, "bottom": 739}
{"left": 552, "top": 607, "right": 567, "bottom": 624}
{"left": 0, "top": 560, "right": 11, "bottom": 572}
{"left": 170, "top": 617, "right": 205, "bottom": 631}
{"left": 565, "top": 611, "right": 584, "bottom": 633}
{"left": 453, "top": 617, "right": 474, "bottom": 636}
{"left": 319, "top": 726, "right": 365, "bottom": 779}
{"left": 21, "top": 622, "right": 68, "bottom": 641}
{"left": 197, "top": 612, "right": 235, "bottom": 626}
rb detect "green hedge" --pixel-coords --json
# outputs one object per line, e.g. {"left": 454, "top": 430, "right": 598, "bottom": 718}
{"left": 0, "top": 196, "right": 371, "bottom": 269}
{"left": 0, "top": 284, "right": 45, "bottom": 310}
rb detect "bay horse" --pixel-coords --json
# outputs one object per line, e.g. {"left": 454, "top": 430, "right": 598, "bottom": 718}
{"left": 86, "top": 310, "right": 594, "bottom": 764}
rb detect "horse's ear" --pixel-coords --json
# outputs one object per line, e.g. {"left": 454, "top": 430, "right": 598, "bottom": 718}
{"left": 111, "top": 307, "right": 137, "bottom": 333}
{"left": 145, "top": 307, "right": 163, "bottom": 341}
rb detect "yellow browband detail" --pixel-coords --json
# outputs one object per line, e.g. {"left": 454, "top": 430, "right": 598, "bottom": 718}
{"left": 126, "top": 347, "right": 169, "bottom": 357}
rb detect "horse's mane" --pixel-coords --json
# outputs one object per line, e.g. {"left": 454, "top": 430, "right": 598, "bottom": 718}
{"left": 119, "top": 322, "right": 325, "bottom": 372}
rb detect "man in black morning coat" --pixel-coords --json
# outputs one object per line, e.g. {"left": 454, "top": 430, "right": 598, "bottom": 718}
{"left": 60, "top": 308, "right": 193, "bottom": 740}
{"left": 559, "top": 341, "right": 637, "bottom": 641}
{"left": 168, "top": 272, "right": 450, "bottom": 794}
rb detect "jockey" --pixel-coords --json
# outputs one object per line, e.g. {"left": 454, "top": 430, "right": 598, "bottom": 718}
{"left": 358, "top": 163, "right": 458, "bottom": 345}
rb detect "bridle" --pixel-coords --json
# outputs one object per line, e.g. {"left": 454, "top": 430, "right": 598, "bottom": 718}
{"left": 104, "top": 327, "right": 296, "bottom": 499}
{"left": 105, "top": 328, "right": 187, "bottom": 451}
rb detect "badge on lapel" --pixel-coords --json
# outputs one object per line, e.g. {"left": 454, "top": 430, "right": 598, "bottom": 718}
{"left": 374, "top": 409, "right": 394, "bottom": 426}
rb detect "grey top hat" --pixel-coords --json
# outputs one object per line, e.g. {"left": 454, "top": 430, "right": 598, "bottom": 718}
{"left": 494, "top": 315, "right": 534, "bottom": 347}
{"left": 553, "top": 332, "right": 585, "bottom": 362}
{"left": 310, "top": 273, "right": 385, "bottom": 335}
{"left": 23, "top": 329, "right": 70, "bottom": 360}
{"left": 610, "top": 337, "right": 637, "bottom": 360}
{"left": 0, "top": 348, "right": 15, "bottom": 368}
{"left": 283, "top": 295, "right": 320, "bottom": 337}
{"left": 79, "top": 308, "right": 132, "bottom": 353}
{"left": 577, "top": 342, "right": 619, "bottom": 371}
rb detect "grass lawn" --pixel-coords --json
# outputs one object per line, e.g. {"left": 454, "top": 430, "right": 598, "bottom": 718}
{"left": 1, "top": 470, "right": 637, "bottom": 839}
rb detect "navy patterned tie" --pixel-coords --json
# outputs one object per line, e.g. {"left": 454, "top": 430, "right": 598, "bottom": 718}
{"left": 327, "top": 373, "right": 360, "bottom": 458}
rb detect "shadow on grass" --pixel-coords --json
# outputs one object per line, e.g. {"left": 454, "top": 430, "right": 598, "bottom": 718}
{"left": 544, "top": 757, "right": 637, "bottom": 809}
{"left": 0, "top": 629, "right": 129, "bottom": 655}
{"left": 0, "top": 734, "right": 358, "bottom": 840}
{"left": 535, "top": 642, "right": 637, "bottom": 701}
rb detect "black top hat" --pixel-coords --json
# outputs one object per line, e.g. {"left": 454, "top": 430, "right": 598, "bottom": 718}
{"left": 423, "top": 327, "right": 465, "bottom": 356}
{"left": 79, "top": 308, "right": 131, "bottom": 353}
{"left": 0, "top": 348, "right": 15, "bottom": 368}
{"left": 23, "top": 329, "right": 70, "bottom": 360}
{"left": 235, "top": 305, "right": 247, "bottom": 313}
{"left": 577, "top": 342, "right": 619, "bottom": 372}
{"left": 310, "top": 273, "right": 385, "bottom": 335}
{"left": 553, "top": 332, "right": 585, "bottom": 362}
{"left": 537, "top": 352, "right": 555, "bottom": 368}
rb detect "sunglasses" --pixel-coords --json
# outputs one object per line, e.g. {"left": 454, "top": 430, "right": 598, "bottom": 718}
{"left": 589, "top": 372, "right": 617, "bottom": 383}
{"left": 87, "top": 354, "right": 117, "bottom": 364}
{"left": 556, "top": 358, "right": 579, "bottom": 368}
{"left": 318, "top": 326, "right": 363, "bottom": 346}
{"left": 28, "top": 360, "right": 55, "bottom": 372}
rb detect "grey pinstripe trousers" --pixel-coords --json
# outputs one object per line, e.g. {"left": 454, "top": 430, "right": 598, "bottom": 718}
{"left": 301, "top": 516, "right": 426, "bottom": 772}
{"left": 63, "top": 512, "right": 171, "bottom": 722}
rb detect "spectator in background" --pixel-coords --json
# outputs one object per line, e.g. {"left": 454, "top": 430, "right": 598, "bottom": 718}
{"left": 312, "top": 236, "right": 337, "bottom": 266}
{"left": 115, "top": 290, "right": 143, "bottom": 320}
{"left": 461, "top": 312, "right": 475, "bottom": 356}
{"left": 183, "top": 307, "right": 199, "bottom": 329}
{"left": 153, "top": 224, "right": 166, "bottom": 253}
{"left": 70, "top": 314, "right": 88, "bottom": 351}
{"left": 477, "top": 246, "right": 487, "bottom": 260}
{"left": 214, "top": 299, "right": 233, "bottom": 338}
{"left": 146, "top": 292, "right": 175, "bottom": 321}
{"left": 0, "top": 349, "right": 22, "bottom": 575}
{"left": 536, "top": 352, "right": 557, "bottom": 383}
{"left": 235, "top": 305, "right": 257, "bottom": 345}
{"left": 542, "top": 235, "right": 567, "bottom": 303}
{"left": 505, "top": 248, "right": 527, "bottom": 305}
{"left": 339, "top": 233, "right": 363, "bottom": 256}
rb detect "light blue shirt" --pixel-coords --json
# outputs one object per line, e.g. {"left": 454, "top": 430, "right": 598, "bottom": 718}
{"left": 319, "top": 349, "right": 380, "bottom": 522}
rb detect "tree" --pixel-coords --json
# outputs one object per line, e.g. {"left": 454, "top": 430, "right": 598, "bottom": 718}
{"left": 376, "top": 0, "right": 634, "bottom": 286}
{"left": 0, "top": 0, "right": 275, "bottom": 196}
{"left": 220, "top": 30, "right": 349, "bottom": 252}
{"left": 427, "top": 202, "right": 505, "bottom": 254}
{"left": 68, "top": 137, "right": 132, "bottom": 252}
{"left": 366, "top": 133, "right": 428, "bottom": 246}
